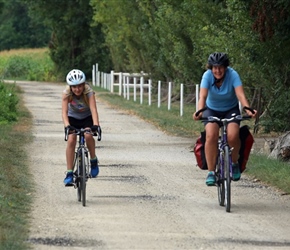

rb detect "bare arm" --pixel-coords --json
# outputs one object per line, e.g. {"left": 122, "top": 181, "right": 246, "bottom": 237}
{"left": 88, "top": 93, "right": 100, "bottom": 126}
{"left": 62, "top": 93, "right": 70, "bottom": 127}
{"left": 193, "top": 87, "right": 208, "bottom": 120}
{"left": 235, "top": 85, "right": 257, "bottom": 117}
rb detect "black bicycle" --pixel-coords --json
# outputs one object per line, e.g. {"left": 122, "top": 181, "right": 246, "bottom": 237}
{"left": 196, "top": 106, "right": 254, "bottom": 212}
{"left": 65, "top": 126, "right": 101, "bottom": 206}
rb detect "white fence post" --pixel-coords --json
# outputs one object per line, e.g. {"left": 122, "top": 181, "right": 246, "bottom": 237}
{"left": 134, "top": 77, "right": 137, "bottom": 102}
{"left": 126, "top": 76, "right": 130, "bottom": 100}
{"left": 92, "top": 65, "right": 95, "bottom": 86}
{"left": 123, "top": 75, "right": 126, "bottom": 98}
{"left": 196, "top": 84, "right": 199, "bottom": 111}
{"left": 108, "top": 73, "right": 111, "bottom": 91}
{"left": 119, "top": 72, "right": 122, "bottom": 96}
{"left": 110, "top": 70, "right": 114, "bottom": 93}
{"left": 96, "top": 63, "right": 99, "bottom": 86}
{"left": 158, "top": 80, "right": 161, "bottom": 108}
{"left": 180, "top": 83, "right": 184, "bottom": 116}
{"left": 140, "top": 76, "right": 144, "bottom": 105}
{"left": 148, "top": 79, "right": 152, "bottom": 106}
{"left": 97, "top": 71, "right": 100, "bottom": 87}
{"left": 168, "top": 82, "right": 172, "bottom": 110}
{"left": 239, "top": 101, "right": 242, "bottom": 114}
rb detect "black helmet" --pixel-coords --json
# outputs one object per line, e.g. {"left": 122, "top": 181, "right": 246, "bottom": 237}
{"left": 208, "top": 52, "right": 229, "bottom": 67}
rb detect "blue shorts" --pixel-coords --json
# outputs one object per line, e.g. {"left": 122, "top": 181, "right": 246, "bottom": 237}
{"left": 202, "top": 105, "right": 241, "bottom": 126}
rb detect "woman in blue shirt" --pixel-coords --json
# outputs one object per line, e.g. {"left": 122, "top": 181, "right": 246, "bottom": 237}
{"left": 193, "top": 52, "right": 257, "bottom": 186}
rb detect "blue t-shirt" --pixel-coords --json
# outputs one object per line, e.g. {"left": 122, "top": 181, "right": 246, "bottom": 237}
{"left": 200, "top": 67, "right": 242, "bottom": 111}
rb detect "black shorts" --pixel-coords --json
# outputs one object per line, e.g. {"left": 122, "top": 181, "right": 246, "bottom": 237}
{"left": 68, "top": 116, "right": 93, "bottom": 129}
{"left": 202, "top": 105, "right": 241, "bottom": 126}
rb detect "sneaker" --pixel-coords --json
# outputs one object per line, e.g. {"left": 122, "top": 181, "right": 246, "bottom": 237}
{"left": 64, "top": 172, "right": 74, "bottom": 186}
{"left": 90, "top": 157, "right": 99, "bottom": 178}
{"left": 232, "top": 163, "right": 241, "bottom": 181}
{"left": 206, "top": 172, "right": 216, "bottom": 186}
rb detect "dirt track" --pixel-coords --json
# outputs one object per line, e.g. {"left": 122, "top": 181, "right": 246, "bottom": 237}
{"left": 18, "top": 81, "right": 290, "bottom": 249}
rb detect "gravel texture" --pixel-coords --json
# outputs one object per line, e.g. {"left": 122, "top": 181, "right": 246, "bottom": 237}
{"left": 16, "top": 81, "right": 290, "bottom": 249}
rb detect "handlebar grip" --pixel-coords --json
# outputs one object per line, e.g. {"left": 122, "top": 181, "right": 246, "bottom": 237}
{"left": 195, "top": 107, "right": 207, "bottom": 117}
{"left": 97, "top": 126, "right": 102, "bottom": 141}
{"left": 91, "top": 125, "right": 102, "bottom": 141}
{"left": 64, "top": 126, "right": 76, "bottom": 141}
{"left": 64, "top": 128, "right": 69, "bottom": 141}
{"left": 243, "top": 106, "right": 255, "bottom": 114}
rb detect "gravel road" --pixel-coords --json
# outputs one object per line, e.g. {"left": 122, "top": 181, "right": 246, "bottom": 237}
{"left": 18, "top": 81, "right": 290, "bottom": 249}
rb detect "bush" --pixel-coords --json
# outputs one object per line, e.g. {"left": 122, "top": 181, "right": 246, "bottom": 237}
{"left": 5, "top": 56, "right": 31, "bottom": 79}
{"left": 1, "top": 49, "right": 56, "bottom": 81}
{"left": 0, "top": 82, "right": 18, "bottom": 124}
{"left": 260, "top": 88, "right": 290, "bottom": 133}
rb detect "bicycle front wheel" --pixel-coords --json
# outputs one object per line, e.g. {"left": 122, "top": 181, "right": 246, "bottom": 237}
{"left": 224, "top": 145, "right": 231, "bottom": 212}
{"left": 72, "top": 152, "right": 82, "bottom": 202}
{"left": 80, "top": 148, "right": 87, "bottom": 206}
{"left": 216, "top": 156, "right": 225, "bottom": 206}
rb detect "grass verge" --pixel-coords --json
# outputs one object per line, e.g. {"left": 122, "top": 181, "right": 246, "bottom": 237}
{"left": 0, "top": 86, "right": 33, "bottom": 250}
{"left": 247, "top": 154, "right": 290, "bottom": 194}
{"left": 97, "top": 89, "right": 290, "bottom": 195}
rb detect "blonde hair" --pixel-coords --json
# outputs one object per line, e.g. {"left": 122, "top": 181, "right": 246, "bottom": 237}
{"left": 66, "top": 83, "right": 90, "bottom": 106}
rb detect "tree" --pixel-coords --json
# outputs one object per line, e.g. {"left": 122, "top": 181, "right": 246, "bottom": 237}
{"left": 0, "top": 0, "right": 50, "bottom": 50}
{"left": 25, "top": 0, "right": 112, "bottom": 78}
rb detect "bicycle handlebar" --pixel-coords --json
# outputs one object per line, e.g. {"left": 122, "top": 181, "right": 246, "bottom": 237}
{"left": 195, "top": 106, "right": 255, "bottom": 122}
{"left": 64, "top": 125, "right": 102, "bottom": 142}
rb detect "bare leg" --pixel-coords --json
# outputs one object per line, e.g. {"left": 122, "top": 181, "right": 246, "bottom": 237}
{"left": 205, "top": 122, "right": 220, "bottom": 171}
{"left": 85, "top": 133, "right": 96, "bottom": 159}
{"left": 227, "top": 123, "right": 240, "bottom": 163}
{"left": 66, "top": 134, "right": 77, "bottom": 171}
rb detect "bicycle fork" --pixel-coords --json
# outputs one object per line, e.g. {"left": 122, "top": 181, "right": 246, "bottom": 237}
{"left": 217, "top": 143, "right": 233, "bottom": 181}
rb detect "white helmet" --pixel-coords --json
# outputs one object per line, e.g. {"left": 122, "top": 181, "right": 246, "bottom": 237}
{"left": 66, "top": 69, "right": 86, "bottom": 85}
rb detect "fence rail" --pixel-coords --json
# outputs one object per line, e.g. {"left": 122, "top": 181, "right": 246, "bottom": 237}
{"left": 92, "top": 63, "right": 199, "bottom": 116}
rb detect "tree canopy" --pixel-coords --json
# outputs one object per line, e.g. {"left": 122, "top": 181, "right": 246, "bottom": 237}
{"left": 1, "top": 0, "right": 290, "bottom": 132}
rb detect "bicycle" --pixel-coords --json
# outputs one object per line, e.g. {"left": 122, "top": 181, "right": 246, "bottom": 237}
{"left": 195, "top": 106, "right": 254, "bottom": 212}
{"left": 65, "top": 126, "right": 101, "bottom": 206}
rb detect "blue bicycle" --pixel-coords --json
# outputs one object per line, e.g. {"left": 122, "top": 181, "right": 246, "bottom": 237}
{"left": 196, "top": 106, "right": 254, "bottom": 212}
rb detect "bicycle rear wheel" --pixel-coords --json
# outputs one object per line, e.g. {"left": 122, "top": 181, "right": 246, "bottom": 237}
{"left": 224, "top": 145, "right": 231, "bottom": 212}
{"left": 80, "top": 148, "right": 87, "bottom": 206}
{"left": 216, "top": 156, "right": 225, "bottom": 206}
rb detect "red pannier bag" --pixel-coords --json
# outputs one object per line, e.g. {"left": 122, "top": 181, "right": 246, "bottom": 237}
{"left": 238, "top": 125, "right": 254, "bottom": 173}
{"left": 194, "top": 131, "right": 208, "bottom": 170}
{"left": 194, "top": 126, "right": 253, "bottom": 172}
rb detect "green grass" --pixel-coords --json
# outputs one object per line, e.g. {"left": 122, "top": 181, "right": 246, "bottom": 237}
{"left": 0, "top": 85, "right": 33, "bottom": 250}
{"left": 247, "top": 154, "right": 290, "bottom": 194}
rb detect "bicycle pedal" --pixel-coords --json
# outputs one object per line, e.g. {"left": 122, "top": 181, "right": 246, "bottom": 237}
{"left": 65, "top": 183, "right": 74, "bottom": 187}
